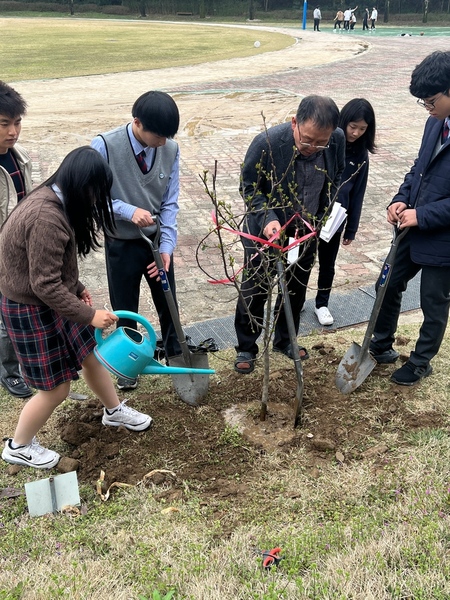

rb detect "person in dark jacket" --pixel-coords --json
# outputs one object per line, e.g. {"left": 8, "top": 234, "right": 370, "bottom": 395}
{"left": 234, "top": 95, "right": 345, "bottom": 374}
{"left": 369, "top": 50, "right": 450, "bottom": 386}
{"left": 314, "top": 98, "right": 376, "bottom": 326}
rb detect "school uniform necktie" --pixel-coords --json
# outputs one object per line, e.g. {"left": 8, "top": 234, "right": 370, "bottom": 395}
{"left": 136, "top": 149, "right": 148, "bottom": 174}
{"left": 442, "top": 119, "right": 450, "bottom": 144}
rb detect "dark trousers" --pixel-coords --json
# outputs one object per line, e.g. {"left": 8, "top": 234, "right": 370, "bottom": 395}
{"left": 105, "top": 236, "right": 181, "bottom": 358}
{"left": 234, "top": 238, "right": 317, "bottom": 355}
{"left": 334, "top": 20, "right": 342, "bottom": 28}
{"left": 314, "top": 18, "right": 320, "bottom": 30}
{"left": 315, "top": 231, "right": 342, "bottom": 308}
{"left": 370, "top": 233, "right": 450, "bottom": 367}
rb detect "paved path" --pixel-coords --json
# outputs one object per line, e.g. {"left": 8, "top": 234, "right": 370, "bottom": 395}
{"left": 22, "top": 27, "right": 450, "bottom": 329}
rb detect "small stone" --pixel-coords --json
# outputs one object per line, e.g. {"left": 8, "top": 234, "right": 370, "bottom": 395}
{"left": 57, "top": 457, "right": 80, "bottom": 473}
{"left": 6, "top": 464, "right": 22, "bottom": 475}
{"left": 361, "top": 444, "right": 389, "bottom": 459}
{"left": 335, "top": 451, "right": 345, "bottom": 463}
{"left": 311, "top": 438, "right": 336, "bottom": 451}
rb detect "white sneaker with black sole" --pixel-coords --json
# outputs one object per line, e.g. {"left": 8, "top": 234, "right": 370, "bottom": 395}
{"left": 102, "top": 399, "right": 152, "bottom": 432}
{"left": 314, "top": 306, "right": 334, "bottom": 326}
{"left": 2, "top": 437, "right": 60, "bottom": 469}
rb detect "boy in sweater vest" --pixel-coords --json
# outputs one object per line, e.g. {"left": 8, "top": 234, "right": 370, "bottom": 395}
{"left": 91, "top": 91, "right": 181, "bottom": 391}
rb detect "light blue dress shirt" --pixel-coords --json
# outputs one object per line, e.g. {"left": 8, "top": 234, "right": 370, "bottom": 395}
{"left": 91, "top": 123, "right": 180, "bottom": 255}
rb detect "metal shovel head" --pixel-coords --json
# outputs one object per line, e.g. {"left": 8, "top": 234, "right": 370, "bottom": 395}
{"left": 168, "top": 352, "right": 211, "bottom": 406}
{"left": 335, "top": 342, "right": 377, "bottom": 395}
{"left": 25, "top": 471, "right": 80, "bottom": 517}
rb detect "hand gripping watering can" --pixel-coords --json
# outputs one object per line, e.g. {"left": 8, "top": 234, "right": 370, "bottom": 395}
{"left": 94, "top": 310, "right": 215, "bottom": 380}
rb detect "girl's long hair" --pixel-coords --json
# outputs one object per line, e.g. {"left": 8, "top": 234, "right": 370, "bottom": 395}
{"left": 339, "top": 98, "right": 377, "bottom": 154}
{"left": 43, "top": 146, "right": 115, "bottom": 256}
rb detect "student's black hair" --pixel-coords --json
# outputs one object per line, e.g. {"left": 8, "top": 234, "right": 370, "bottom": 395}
{"left": 410, "top": 50, "right": 450, "bottom": 99}
{"left": 43, "top": 146, "right": 115, "bottom": 257}
{"left": 132, "top": 91, "right": 180, "bottom": 138}
{"left": 0, "top": 81, "right": 27, "bottom": 118}
{"left": 296, "top": 95, "right": 339, "bottom": 131}
{"left": 339, "top": 98, "right": 377, "bottom": 154}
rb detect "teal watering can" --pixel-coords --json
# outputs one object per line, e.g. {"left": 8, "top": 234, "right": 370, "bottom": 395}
{"left": 94, "top": 310, "right": 215, "bottom": 380}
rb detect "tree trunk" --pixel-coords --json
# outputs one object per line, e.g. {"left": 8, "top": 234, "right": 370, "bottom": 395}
{"left": 199, "top": 0, "right": 205, "bottom": 18}
{"left": 249, "top": 0, "right": 254, "bottom": 20}
{"left": 384, "top": 0, "right": 389, "bottom": 21}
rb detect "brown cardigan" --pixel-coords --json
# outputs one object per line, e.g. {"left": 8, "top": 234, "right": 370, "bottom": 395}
{"left": 0, "top": 186, "right": 95, "bottom": 325}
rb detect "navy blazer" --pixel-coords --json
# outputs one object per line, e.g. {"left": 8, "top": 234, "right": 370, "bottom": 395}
{"left": 240, "top": 122, "right": 346, "bottom": 237}
{"left": 392, "top": 116, "right": 450, "bottom": 266}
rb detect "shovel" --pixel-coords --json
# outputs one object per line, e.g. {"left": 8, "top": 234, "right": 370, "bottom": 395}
{"left": 25, "top": 471, "right": 80, "bottom": 517}
{"left": 276, "top": 258, "right": 303, "bottom": 428}
{"left": 335, "top": 226, "right": 409, "bottom": 394}
{"left": 139, "top": 226, "right": 211, "bottom": 406}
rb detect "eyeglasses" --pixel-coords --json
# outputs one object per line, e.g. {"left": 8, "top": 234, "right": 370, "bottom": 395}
{"left": 416, "top": 92, "right": 446, "bottom": 110}
{"left": 297, "top": 126, "right": 330, "bottom": 150}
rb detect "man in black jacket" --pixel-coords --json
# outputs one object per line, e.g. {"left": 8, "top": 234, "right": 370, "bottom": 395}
{"left": 369, "top": 50, "right": 450, "bottom": 386}
{"left": 234, "top": 95, "right": 345, "bottom": 374}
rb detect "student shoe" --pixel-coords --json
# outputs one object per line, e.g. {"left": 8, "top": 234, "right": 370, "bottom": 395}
{"left": 390, "top": 361, "right": 433, "bottom": 386}
{"left": 234, "top": 352, "right": 256, "bottom": 374}
{"left": 2, "top": 437, "right": 60, "bottom": 469}
{"left": 314, "top": 306, "right": 334, "bottom": 326}
{"left": 369, "top": 348, "right": 400, "bottom": 364}
{"left": 102, "top": 400, "right": 152, "bottom": 431}
{"left": 1, "top": 376, "right": 33, "bottom": 398}
{"left": 117, "top": 376, "right": 138, "bottom": 391}
{"left": 273, "top": 343, "right": 309, "bottom": 361}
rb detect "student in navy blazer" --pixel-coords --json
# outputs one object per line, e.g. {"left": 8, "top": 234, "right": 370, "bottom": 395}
{"left": 370, "top": 50, "right": 450, "bottom": 385}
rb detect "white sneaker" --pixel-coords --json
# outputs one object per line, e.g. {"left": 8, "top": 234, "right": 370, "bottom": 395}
{"left": 2, "top": 437, "right": 60, "bottom": 469}
{"left": 102, "top": 400, "right": 152, "bottom": 432}
{"left": 314, "top": 306, "right": 334, "bottom": 326}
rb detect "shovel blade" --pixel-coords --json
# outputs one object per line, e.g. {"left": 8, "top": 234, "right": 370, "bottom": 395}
{"left": 335, "top": 342, "right": 377, "bottom": 394}
{"left": 169, "top": 353, "right": 211, "bottom": 406}
{"left": 25, "top": 471, "right": 80, "bottom": 517}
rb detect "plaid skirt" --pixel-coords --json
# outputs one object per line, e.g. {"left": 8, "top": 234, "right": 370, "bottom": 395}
{"left": 1, "top": 296, "right": 96, "bottom": 391}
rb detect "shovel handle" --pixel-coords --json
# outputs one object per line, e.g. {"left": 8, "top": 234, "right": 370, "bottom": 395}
{"left": 359, "top": 226, "right": 409, "bottom": 356}
{"left": 138, "top": 221, "right": 192, "bottom": 366}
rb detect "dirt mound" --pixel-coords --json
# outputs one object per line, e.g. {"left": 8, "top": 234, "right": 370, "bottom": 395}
{"left": 56, "top": 343, "right": 445, "bottom": 503}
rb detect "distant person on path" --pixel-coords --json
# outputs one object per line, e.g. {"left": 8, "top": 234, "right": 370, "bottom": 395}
{"left": 313, "top": 6, "right": 322, "bottom": 31}
{"left": 369, "top": 50, "right": 450, "bottom": 386}
{"left": 343, "top": 6, "right": 358, "bottom": 29}
{"left": 314, "top": 98, "right": 377, "bottom": 326}
{"left": 362, "top": 7, "right": 370, "bottom": 30}
{"left": 234, "top": 96, "right": 345, "bottom": 374}
{"left": 91, "top": 91, "right": 182, "bottom": 392}
{"left": 0, "top": 147, "right": 152, "bottom": 469}
{"left": 350, "top": 12, "right": 357, "bottom": 29}
{"left": 0, "top": 81, "right": 33, "bottom": 399}
{"left": 334, "top": 9, "right": 344, "bottom": 29}
{"left": 370, "top": 6, "right": 378, "bottom": 29}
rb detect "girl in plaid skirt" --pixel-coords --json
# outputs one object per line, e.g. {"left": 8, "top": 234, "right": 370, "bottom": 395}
{"left": 0, "top": 147, "right": 152, "bottom": 469}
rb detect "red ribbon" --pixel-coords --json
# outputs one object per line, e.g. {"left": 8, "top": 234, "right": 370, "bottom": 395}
{"left": 208, "top": 210, "right": 317, "bottom": 284}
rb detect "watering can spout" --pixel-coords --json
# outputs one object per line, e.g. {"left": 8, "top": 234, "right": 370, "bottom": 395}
{"left": 142, "top": 358, "right": 214, "bottom": 376}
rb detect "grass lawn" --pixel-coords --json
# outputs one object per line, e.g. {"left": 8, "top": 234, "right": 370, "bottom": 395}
{"left": 2, "top": 323, "right": 450, "bottom": 599}
{"left": 0, "top": 17, "right": 291, "bottom": 81}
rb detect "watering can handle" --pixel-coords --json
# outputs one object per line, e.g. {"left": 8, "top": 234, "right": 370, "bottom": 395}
{"left": 94, "top": 310, "right": 157, "bottom": 348}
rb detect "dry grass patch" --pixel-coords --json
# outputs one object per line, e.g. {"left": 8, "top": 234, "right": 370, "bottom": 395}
{"left": 0, "top": 17, "right": 291, "bottom": 81}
